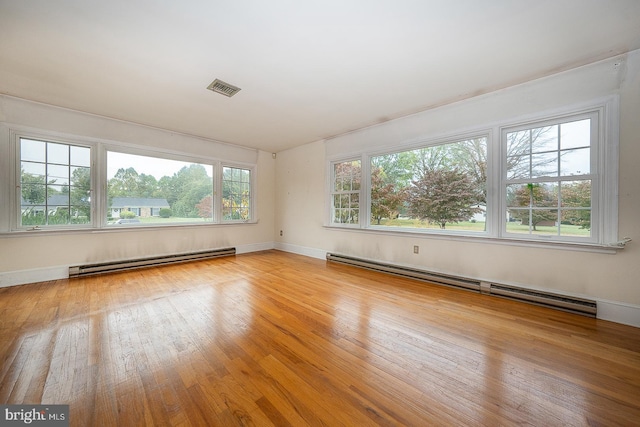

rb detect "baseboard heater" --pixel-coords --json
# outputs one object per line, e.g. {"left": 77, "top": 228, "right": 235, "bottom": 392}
{"left": 326, "top": 252, "right": 481, "bottom": 291}
{"left": 69, "top": 247, "right": 236, "bottom": 278}
{"left": 326, "top": 253, "right": 596, "bottom": 317}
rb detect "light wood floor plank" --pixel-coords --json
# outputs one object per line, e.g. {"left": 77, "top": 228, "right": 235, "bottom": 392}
{"left": 1, "top": 250, "right": 639, "bottom": 426}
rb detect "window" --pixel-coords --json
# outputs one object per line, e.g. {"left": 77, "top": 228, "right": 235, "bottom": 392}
{"left": 327, "top": 101, "right": 616, "bottom": 248}
{"left": 222, "top": 166, "right": 252, "bottom": 221}
{"left": 107, "top": 151, "right": 214, "bottom": 225}
{"left": 19, "top": 138, "right": 92, "bottom": 227}
{"left": 330, "top": 159, "right": 361, "bottom": 225}
{"left": 10, "top": 129, "right": 257, "bottom": 231}
{"left": 370, "top": 137, "right": 487, "bottom": 232}
{"left": 503, "top": 114, "right": 595, "bottom": 241}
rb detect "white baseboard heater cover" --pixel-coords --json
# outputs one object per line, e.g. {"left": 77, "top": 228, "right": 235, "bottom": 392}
{"left": 326, "top": 252, "right": 596, "bottom": 317}
{"left": 69, "top": 247, "right": 236, "bottom": 278}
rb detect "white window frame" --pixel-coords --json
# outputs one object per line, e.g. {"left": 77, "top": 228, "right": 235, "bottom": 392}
{"left": 13, "top": 129, "right": 96, "bottom": 231}
{"left": 220, "top": 163, "right": 256, "bottom": 223}
{"left": 365, "top": 134, "right": 490, "bottom": 236}
{"left": 103, "top": 145, "right": 218, "bottom": 226}
{"left": 329, "top": 158, "right": 363, "bottom": 227}
{"left": 326, "top": 97, "right": 619, "bottom": 250}
{"left": 500, "top": 111, "right": 599, "bottom": 244}
{"left": 4, "top": 126, "right": 258, "bottom": 233}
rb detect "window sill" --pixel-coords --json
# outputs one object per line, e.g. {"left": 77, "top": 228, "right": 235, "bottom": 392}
{"left": 324, "top": 225, "right": 628, "bottom": 254}
{"left": 0, "top": 220, "right": 260, "bottom": 238}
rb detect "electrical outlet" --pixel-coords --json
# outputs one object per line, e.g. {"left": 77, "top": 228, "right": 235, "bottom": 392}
{"left": 280, "top": 230, "right": 283, "bottom": 236}
{"left": 413, "top": 245, "right": 419, "bottom": 254}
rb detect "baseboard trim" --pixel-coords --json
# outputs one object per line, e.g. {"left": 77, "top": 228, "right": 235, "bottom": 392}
{"left": 236, "top": 241, "right": 275, "bottom": 254}
{"left": 596, "top": 300, "right": 640, "bottom": 328}
{"left": 0, "top": 265, "right": 68, "bottom": 288}
{"left": 274, "top": 242, "right": 326, "bottom": 260}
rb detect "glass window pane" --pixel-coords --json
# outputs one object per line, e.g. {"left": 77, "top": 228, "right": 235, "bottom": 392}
{"left": 531, "top": 152, "right": 558, "bottom": 178}
{"left": 560, "top": 119, "right": 590, "bottom": 149}
{"left": 561, "top": 180, "right": 591, "bottom": 207}
{"left": 22, "top": 161, "right": 46, "bottom": 178}
{"left": 560, "top": 148, "right": 590, "bottom": 176}
{"left": 560, "top": 210, "right": 591, "bottom": 237}
{"left": 506, "top": 155, "right": 530, "bottom": 180}
{"left": 506, "top": 183, "right": 530, "bottom": 208}
{"left": 506, "top": 130, "right": 531, "bottom": 156}
{"left": 48, "top": 186, "right": 70, "bottom": 205}
{"left": 70, "top": 166, "right": 90, "bottom": 186}
{"left": 47, "top": 164, "right": 69, "bottom": 185}
{"left": 370, "top": 137, "right": 486, "bottom": 231}
{"left": 21, "top": 207, "right": 46, "bottom": 226}
{"left": 107, "top": 151, "right": 213, "bottom": 224}
{"left": 48, "top": 142, "right": 69, "bottom": 164}
{"left": 21, "top": 139, "right": 46, "bottom": 162}
{"left": 531, "top": 125, "right": 558, "bottom": 153}
{"left": 21, "top": 184, "right": 46, "bottom": 205}
{"left": 70, "top": 145, "right": 91, "bottom": 167}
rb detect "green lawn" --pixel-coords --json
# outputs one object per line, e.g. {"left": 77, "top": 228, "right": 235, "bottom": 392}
{"left": 375, "top": 218, "right": 590, "bottom": 236}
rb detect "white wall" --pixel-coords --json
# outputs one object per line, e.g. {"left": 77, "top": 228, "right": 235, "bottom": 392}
{"left": 275, "top": 51, "right": 640, "bottom": 327}
{"left": 0, "top": 96, "right": 276, "bottom": 285}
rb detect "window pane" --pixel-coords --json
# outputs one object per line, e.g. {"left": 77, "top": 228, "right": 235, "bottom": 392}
{"left": 19, "top": 138, "right": 91, "bottom": 227}
{"left": 560, "top": 119, "right": 590, "bottom": 149}
{"left": 70, "top": 145, "right": 91, "bottom": 167}
{"left": 503, "top": 114, "right": 597, "bottom": 241}
{"left": 370, "top": 138, "right": 486, "bottom": 231}
{"left": 531, "top": 125, "right": 558, "bottom": 153}
{"left": 48, "top": 142, "right": 69, "bottom": 164}
{"left": 222, "top": 166, "right": 251, "bottom": 221}
{"left": 560, "top": 180, "right": 591, "bottom": 207}
{"left": 506, "top": 130, "right": 531, "bottom": 156}
{"left": 560, "top": 148, "right": 590, "bottom": 176}
{"left": 47, "top": 164, "right": 70, "bottom": 185}
{"left": 107, "top": 151, "right": 213, "bottom": 224}
{"left": 531, "top": 152, "right": 558, "bottom": 178}
{"left": 506, "top": 155, "right": 529, "bottom": 180}
{"left": 22, "top": 161, "right": 45, "bottom": 178}
{"left": 21, "top": 139, "right": 46, "bottom": 162}
{"left": 560, "top": 210, "right": 591, "bottom": 237}
{"left": 21, "top": 207, "right": 46, "bottom": 226}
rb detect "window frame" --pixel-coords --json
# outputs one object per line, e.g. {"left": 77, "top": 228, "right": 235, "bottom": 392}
{"left": 103, "top": 146, "right": 218, "bottom": 227}
{"left": 14, "top": 131, "right": 96, "bottom": 231}
{"left": 7, "top": 127, "right": 258, "bottom": 233}
{"left": 220, "top": 163, "right": 256, "bottom": 223}
{"left": 500, "top": 111, "right": 599, "bottom": 244}
{"left": 329, "top": 158, "right": 363, "bottom": 227}
{"left": 326, "top": 97, "right": 619, "bottom": 250}
{"left": 365, "top": 134, "right": 490, "bottom": 236}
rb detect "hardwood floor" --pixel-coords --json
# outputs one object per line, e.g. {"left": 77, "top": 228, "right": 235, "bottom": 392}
{"left": 1, "top": 250, "right": 639, "bottom": 426}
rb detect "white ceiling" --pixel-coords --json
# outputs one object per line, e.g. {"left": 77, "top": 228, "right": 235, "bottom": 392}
{"left": 1, "top": 1, "right": 640, "bottom": 153}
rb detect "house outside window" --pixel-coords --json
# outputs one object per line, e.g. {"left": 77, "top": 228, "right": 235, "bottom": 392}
{"left": 19, "top": 137, "right": 92, "bottom": 227}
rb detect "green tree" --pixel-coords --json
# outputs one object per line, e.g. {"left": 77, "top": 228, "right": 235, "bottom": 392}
{"left": 21, "top": 170, "right": 46, "bottom": 204}
{"left": 196, "top": 195, "right": 213, "bottom": 219}
{"left": 108, "top": 167, "right": 140, "bottom": 197}
{"left": 370, "top": 167, "right": 405, "bottom": 224}
{"left": 170, "top": 165, "right": 212, "bottom": 217}
{"left": 560, "top": 181, "right": 591, "bottom": 229}
{"left": 508, "top": 183, "right": 557, "bottom": 230}
{"left": 407, "top": 168, "right": 484, "bottom": 229}
{"left": 70, "top": 167, "right": 91, "bottom": 222}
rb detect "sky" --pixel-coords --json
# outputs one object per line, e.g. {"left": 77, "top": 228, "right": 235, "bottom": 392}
{"left": 106, "top": 151, "right": 212, "bottom": 179}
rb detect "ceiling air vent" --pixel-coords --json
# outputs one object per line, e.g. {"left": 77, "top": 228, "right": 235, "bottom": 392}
{"left": 207, "top": 79, "right": 241, "bottom": 97}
